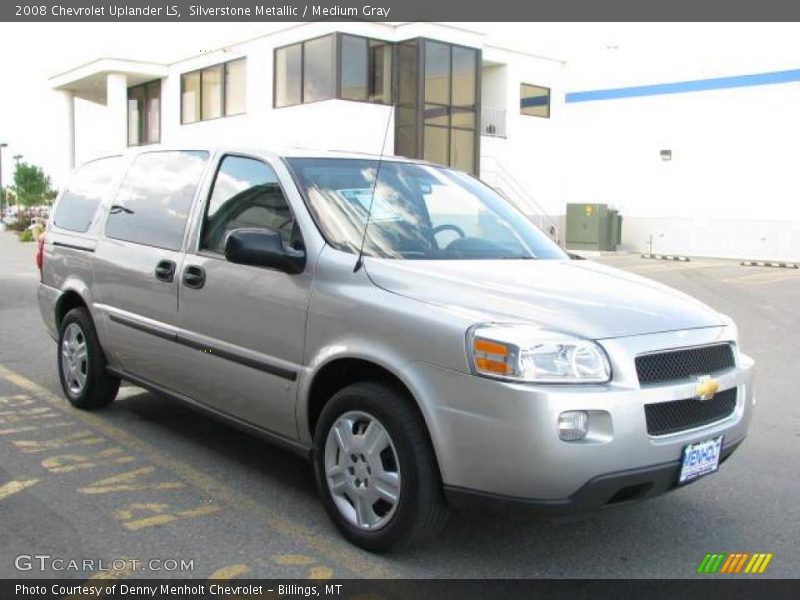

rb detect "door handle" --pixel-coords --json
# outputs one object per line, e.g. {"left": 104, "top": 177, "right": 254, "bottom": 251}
{"left": 182, "top": 265, "right": 206, "bottom": 289}
{"left": 154, "top": 260, "right": 176, "bottom": 282}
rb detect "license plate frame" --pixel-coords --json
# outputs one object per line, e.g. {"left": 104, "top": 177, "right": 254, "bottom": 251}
{"left": 678, "top": 435, "right": 724, "bottom": 484}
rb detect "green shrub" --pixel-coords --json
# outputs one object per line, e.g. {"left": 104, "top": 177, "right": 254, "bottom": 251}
{"left": 17, "top": 229, "right": 34, "bottom": 242}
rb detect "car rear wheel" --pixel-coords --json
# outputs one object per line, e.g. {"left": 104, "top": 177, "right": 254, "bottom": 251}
{"left": 57, "top": 307, "right": 119, "bottom": 409}
{"left": 313, "top": 382, "right": 448, "bottom": 552}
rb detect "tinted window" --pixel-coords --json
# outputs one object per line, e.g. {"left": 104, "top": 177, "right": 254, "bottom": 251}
{"left": 452, "top": 47, "right": 476, "bottom": 107}
{"left": 181, "top": 71, "right": 201, "bottom": 124}
{"left": 340, "top": 35, "right": 367, "bottom": 101}
{"left": 368, "top": 40, "right": 392, "bottom": 103}
{"left": 424, "top": 42, "right": 450, "bottom": 104}
{"left": 225, "top": 58, "right": 246, "bottom": 115}
{"left": 128, "top": 80, "right": 160, "bottom": 146}
{"left": 201, "top": 64, "right": 223, "bottom": 120}
{"left": 53, "top": 156, "right": 122, "bottom": 233}
{"left": 521, "top": 83, "right": 550, "bottom": 118}
{"left": 275, "top": 44, "right": 302, "bottom": 107}
{"left": 105, "top": 151, "right": 208, "bottom": 250}
{"left": 303, "top": 35, "right": 334, "bottom": 102}
{"left": 201, "top": 156, "right": 299, "bottom": 254}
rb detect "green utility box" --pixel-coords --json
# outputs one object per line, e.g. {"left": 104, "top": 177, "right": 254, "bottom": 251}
{"left": 565, "top": 203, "right": 622, "bottom": 251}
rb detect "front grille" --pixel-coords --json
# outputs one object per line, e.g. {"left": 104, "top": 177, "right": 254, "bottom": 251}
{"left": 645, "top": 387, "right": 737, "bottom": 436}
{"left": 636, "top": 343, "right": 735, "bottom": 385}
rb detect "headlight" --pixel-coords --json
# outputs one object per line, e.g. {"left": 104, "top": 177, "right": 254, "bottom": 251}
{"left": 467, "top": 324, "right": 611, "bottom": 383}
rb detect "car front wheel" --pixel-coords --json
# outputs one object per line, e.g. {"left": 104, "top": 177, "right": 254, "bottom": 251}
{"left": 313, "top": 381, "right": 448, "bottom": 552}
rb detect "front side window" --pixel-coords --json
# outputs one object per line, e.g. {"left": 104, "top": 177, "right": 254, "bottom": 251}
{"left": 287, "top": 158, "right": 566, "bottom": 260}
{"left": 53, "top": 156, "right": 122, "bottom": 233}
{"left": 201, "top": 155, "right": 300, "bottom": 254}
{"left": 105, "top": 151, "right": 209, "bottom": 250}
{"left": 520, "top": 83, "right": 550, "bottom": 118}
{"left": 127, "top": 80, "right": 161, "bottom": 146}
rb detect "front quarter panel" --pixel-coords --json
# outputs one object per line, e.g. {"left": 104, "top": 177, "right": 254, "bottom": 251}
{"left": 299, "top": 249, "right": 474, "bottom": 453}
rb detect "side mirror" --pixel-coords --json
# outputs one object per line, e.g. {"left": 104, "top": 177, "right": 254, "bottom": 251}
{"left": 224, "top": 228, "right": 306, "bottom": 274}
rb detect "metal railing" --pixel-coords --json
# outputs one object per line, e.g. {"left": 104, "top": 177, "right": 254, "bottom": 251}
{"left": 480, "top": 107, "right": 507, "bottom": 138}
{"left": 481, "top": 158, "right": 560, "bottom": 244}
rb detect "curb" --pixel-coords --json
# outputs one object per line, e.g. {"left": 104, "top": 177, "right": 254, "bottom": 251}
{"left": 641, "top": 254, "right": 690, "bottom": 262}
{"left": 740, "top": 261, "right": 799, "bottom": 269}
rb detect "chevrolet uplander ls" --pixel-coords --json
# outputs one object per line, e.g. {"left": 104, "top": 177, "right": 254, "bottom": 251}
{"left": 38, "top": 148, "right": 754, "bottom": 551}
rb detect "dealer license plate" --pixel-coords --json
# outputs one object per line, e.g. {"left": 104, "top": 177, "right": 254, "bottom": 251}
{"left": 678, "top": 435, "right": 724, "bottom": 484}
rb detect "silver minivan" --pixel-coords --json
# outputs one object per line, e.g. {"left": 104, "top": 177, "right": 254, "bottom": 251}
{"left": 38, "top": 147, "right": 754, "bottom": 551}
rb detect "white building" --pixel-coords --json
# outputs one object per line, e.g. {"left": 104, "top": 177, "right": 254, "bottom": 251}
{"left": 49, "top": 21, "right": 800, "bottom": 261}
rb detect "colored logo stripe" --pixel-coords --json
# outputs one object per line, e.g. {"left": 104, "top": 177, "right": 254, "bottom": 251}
{"left": 697, "top": 553, "right": 773, "bottom": 574}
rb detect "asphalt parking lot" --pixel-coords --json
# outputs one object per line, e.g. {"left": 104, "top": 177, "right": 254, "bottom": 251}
{"left": 0, "top": 231, "right": 798, "bottom": 579}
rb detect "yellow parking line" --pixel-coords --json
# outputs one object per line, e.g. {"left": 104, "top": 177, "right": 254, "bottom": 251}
{"left": 0, "top": 478, "right": 39, "bottom": 501}
{"left": 0, "top": 365, "right": 398, "bottom": 579}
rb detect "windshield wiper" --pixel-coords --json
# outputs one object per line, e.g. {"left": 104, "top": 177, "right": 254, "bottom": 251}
{"left": 109, "top": 205, "right": 134, "bottom": 215}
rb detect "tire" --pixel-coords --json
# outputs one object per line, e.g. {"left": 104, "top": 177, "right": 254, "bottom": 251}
{"left": 57, "top": 307, "right": 120, "bottom": 410}
{"left": 313, "top": 381, "right": 448, "bottom": 552}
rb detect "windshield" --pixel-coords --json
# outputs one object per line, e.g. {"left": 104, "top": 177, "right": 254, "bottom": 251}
{"left": 286, "top": 158, "right": 567, "bottom": 260}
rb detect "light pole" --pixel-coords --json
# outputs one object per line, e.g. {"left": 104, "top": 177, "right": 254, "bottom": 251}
{"left": 0, "top": 142, "right": 7, "bottom": 223}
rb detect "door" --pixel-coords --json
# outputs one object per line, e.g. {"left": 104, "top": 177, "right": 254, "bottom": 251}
{"left": 175, "top": 154, "right": 312, "bottom": 440}
{"left": 93, "top": 150, "right": 209, "bottom": 389}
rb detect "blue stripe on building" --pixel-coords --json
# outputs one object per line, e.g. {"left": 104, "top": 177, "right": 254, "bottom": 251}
{"left": 565, "top": 68, "right": 800, "bottom": 103}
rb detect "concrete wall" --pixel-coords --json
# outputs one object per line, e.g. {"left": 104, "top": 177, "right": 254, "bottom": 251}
{"left": 561, "top": 79, "right": 800, "bottom": 260}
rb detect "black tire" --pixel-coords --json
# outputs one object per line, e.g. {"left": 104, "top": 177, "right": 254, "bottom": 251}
{"left": 313, "top": 381, "right": 448, "bottom": 552}
{"left": 57, "top": 307, "right": 120, "bottom": 410}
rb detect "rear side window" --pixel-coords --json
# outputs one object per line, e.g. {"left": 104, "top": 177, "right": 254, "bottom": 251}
{"left": 52, "top": 156, "right": 122, "bottom": 232}
{"left": 105, "top": 151, "right": 208, "bottom": 250}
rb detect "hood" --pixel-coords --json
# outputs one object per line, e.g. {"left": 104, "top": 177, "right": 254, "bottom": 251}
{"left": 364, "top": 258, "right": 724, "bottom": 339}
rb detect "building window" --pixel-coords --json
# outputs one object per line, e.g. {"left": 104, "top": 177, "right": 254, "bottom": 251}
{"left": 520, "top": 83, "right": 550, "bottom": 118}
{"left": 181, "top": 58, "right": 247, "bottom": 124}
{"left": 274, "top": 34, "right": 393, "bottom": 108}
{"left": 275, "top": 44, "right": 302, "bottom": 107}
{"left": 397, "top": 39, "right": 479, "bottom": 174}
{"left": 127, "top": 80, "right": 161, "bottom": 146}
{"left": 340, "top": 35, "right": 368, "bottom": 101}
{"left": 225, "top": 59, "right": 247, "bottom": 116}
{"left": 181, "top": 71, "right": 201, "bottom": 124}
{"left": 303, "top": 35, "right": 334, "bottom": 103}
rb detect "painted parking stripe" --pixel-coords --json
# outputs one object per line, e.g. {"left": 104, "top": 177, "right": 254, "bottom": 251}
{"left": 0, "top": 365, "right": 398, "bottom": 579}
{"left": 0, "top": 478, "right": 39, "bottom": 501}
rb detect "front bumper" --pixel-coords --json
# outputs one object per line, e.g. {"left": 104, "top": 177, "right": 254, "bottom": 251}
{"left": 445, "top": 436, "right": 744, "bottom": 515}
{"left": 413, "top": 327, "right": 754, "bottom": 504}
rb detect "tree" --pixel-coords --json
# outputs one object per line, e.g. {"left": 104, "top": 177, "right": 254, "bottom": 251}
{"left": 12, "top": 162, "right": 56, "bottom": 207}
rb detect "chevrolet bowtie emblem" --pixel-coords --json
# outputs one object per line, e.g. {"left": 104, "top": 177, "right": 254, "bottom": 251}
{"left": 694, "top": 376, "right": 720, "bottom": 401}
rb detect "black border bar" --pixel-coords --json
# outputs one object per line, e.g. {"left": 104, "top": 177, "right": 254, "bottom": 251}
{"left": 5, "top": 1, "right": 800, "bottom": 22}
{"left": 2, "top": 579, "right": 798, "bottom": 600}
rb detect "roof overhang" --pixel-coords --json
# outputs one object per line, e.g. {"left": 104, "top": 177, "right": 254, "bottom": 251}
{"left": 50, "top": 58, "right": 168, "bottom": 104}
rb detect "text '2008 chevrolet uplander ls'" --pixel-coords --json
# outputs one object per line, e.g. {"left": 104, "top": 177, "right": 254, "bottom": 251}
{"left": 37, "top": 148, "right": 754, "bottom": 551}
